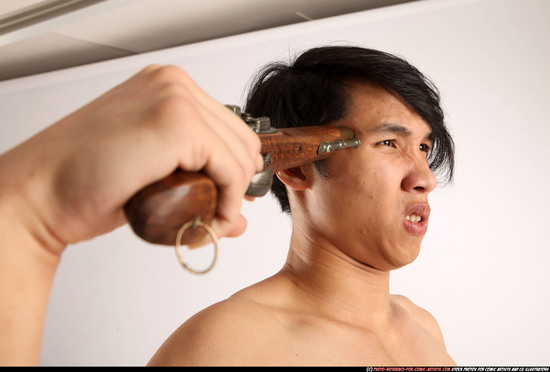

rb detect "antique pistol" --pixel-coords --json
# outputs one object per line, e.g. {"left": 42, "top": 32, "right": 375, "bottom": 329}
{"left": 124, "top": 105, "right": 360, "bottom": 246}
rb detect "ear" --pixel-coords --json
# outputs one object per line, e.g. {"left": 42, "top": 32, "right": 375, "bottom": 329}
{"left": 276, "top": 166, "right": 311, "bottom": 191}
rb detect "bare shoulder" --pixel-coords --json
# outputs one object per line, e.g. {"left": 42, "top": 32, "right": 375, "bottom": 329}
{"left": 391, "top": 294, "right": 446, "bottom": 343}
{"left": 148, "top": 294, "right": 282, "bottom": 366}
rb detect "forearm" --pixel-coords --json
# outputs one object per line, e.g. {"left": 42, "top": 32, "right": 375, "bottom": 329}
{"left": 0, "top": 152, "right": 65, "bottom": 365}
{"left": 0, "top": 234, "right": 60, "bottom": 365}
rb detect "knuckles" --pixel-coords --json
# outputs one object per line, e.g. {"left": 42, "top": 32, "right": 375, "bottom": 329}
{"left": 133, "top": 64, "right": 262, "bottom": 188}
{"left": 146, "top": 64, "right": 193, "bottom": 86}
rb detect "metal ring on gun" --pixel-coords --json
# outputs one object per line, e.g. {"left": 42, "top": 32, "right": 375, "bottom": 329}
{"left": 175, "top": 217, "right": 219, "bottom": 274}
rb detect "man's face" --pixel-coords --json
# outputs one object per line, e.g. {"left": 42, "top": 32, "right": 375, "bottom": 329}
{"left": 296, "top": 83, "right": 437, "bottom": 270}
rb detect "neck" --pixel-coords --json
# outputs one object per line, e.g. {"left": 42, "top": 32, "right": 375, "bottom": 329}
{"left": 279, "top": 225, "right": 393, "bottom": 328}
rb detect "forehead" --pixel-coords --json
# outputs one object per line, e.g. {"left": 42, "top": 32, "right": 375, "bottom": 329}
{"left": 342, "top": 82, "right": 432, "bottom": 138}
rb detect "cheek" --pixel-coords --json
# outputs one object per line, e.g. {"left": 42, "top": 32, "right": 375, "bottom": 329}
{"left": 347, "top": 164, "right": 398, "bottom": 224}
{"left": 322, "top": 153, "right": 399, "bottom": 218}
{"left": 344, "top": 159, "right": 390, "bottom": 198}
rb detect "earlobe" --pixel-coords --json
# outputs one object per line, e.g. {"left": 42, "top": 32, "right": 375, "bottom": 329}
{"left": 276, "top": 167, "right": 310, "bottom": 191}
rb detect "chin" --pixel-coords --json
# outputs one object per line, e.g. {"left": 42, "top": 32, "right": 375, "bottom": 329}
{"left": 383, "top": 242, "right": 422, "bottom": 270}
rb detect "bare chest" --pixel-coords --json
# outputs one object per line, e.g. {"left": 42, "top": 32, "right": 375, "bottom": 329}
{"left": 264, "top": 318, "right": 454, "bottom": 366}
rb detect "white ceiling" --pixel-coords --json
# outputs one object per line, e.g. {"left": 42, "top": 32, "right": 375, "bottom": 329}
{"left": 0, "top": 0, "right": 416, "bottom": 81}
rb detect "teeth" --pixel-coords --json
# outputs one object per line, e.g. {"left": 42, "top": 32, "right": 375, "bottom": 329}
{"left": 405, "top": 214, "right": 422, "bottom": 223}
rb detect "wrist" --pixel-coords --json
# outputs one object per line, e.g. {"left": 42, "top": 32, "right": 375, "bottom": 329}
{"left": 0, "top": 147, "right": 67, "bottom": 257}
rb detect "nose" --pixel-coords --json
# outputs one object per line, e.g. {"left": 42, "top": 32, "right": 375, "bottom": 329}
{"left": 401, "top": 157, "right": 438, "bottom": 194}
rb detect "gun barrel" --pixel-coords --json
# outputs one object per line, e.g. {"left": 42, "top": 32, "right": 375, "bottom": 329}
{"left": 260, "top": 126, "right": 356, "bottom": 173}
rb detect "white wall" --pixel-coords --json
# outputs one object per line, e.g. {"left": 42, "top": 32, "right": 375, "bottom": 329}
{"left": 1, "top": 0, "right": 548, "bottom": 366}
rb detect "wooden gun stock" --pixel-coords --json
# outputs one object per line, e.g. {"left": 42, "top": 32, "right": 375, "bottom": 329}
{"left": 124, "top": 125, "right": 359, "bottom": 246}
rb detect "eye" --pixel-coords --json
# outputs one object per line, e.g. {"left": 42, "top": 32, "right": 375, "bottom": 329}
{"left": 378, "top": 139, "right": 395, "bottom": 147}
{"left": 419, "top": 143, "right": 431, "bottom": 153}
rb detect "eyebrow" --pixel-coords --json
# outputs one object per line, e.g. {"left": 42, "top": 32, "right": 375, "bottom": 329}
{"left": 370, "top": 123, "right": 412, "bottom": 135}
{"left": 369, "top": 122, "right": 434, "bottom": 142}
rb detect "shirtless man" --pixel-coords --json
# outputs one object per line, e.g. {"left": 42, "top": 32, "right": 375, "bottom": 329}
{"left": 148, "top": 46, "right": 456, "bottom": 366}
{"left": 0, "top": 46, "right": 455, "bottom": 366}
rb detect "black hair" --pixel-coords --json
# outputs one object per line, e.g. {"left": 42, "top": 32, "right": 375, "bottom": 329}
{"left": 244, "top": 46, "right": 454, "bottom": 214}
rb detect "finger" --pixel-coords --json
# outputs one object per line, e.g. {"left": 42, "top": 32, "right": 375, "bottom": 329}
{"left": 150, "top": 104, "right": 252, "bottom": 238}
{"left": 145, "top": 69, "right": 262, "bottom": 236}
{"left": 152, "top": 66, "right": 263, "bottom": 170}
{"left": 121, "top": 65, "right": 261, "bottom": 239}
{"left": 137, "top": 66, "right": 263, "bottom": 177}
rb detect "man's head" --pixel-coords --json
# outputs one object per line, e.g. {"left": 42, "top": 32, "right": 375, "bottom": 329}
{"left": 245, "top": 46, "right": 454, "bottom": 214}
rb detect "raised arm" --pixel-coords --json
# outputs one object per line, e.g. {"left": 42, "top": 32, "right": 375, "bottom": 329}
{"left": 0, "top": 65, "right": 262, "bottom": 365}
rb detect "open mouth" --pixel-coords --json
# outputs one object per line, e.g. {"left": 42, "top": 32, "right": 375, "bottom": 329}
{"left": 405, "top": 214, "right": 422, "bottom": 223}
{"left": 403, "top": 204, "right": 430, "bottom": 235}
